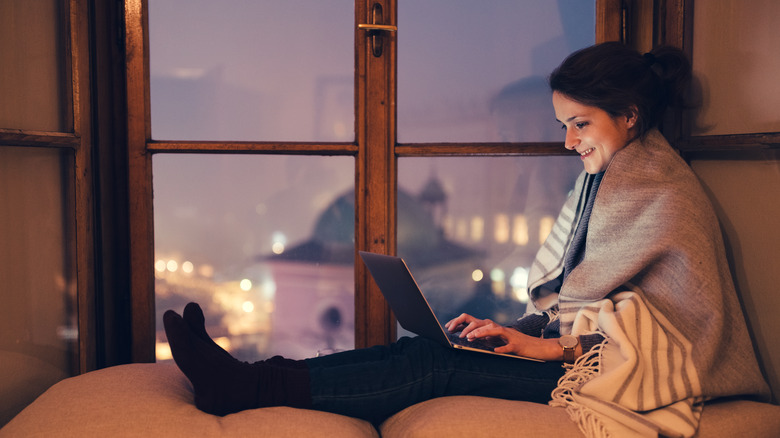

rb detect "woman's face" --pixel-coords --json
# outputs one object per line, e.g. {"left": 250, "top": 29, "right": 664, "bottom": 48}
{"left": 552, "top": 91, "right": 637, "bottom": 174}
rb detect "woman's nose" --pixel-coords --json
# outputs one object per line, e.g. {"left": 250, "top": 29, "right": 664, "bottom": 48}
{"left": 564, "top": 130, "right": 578, "bottom": 150}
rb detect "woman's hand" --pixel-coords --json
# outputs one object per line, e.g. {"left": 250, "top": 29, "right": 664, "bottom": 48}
{"left": 444, "top": 313, "right": 497, "bottom": 338}
{"left": 444, "top": 313, "right": 576, "bottom": 361}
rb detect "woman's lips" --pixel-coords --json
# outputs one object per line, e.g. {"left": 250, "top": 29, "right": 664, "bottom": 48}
{"left": 579, "top": 147, "right": 595, "bottom": 159}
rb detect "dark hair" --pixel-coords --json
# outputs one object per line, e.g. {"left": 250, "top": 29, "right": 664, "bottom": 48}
{"left": 548, "top": 42, "right": 691, "bottom": 135}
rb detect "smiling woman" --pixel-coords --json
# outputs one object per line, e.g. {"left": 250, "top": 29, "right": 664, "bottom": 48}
{"left": 549, "top": 42, "right": 692, "bottom": 174}
{"left": 553, "top": 91, "right": 637, "bottom": 174}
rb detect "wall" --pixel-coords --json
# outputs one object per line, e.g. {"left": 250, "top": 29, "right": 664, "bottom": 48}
{"left": 685, "top": 0, "right": 780, "bottom": 402}
{"left": 690, "top": 152, "right": 780, "bottom": 401}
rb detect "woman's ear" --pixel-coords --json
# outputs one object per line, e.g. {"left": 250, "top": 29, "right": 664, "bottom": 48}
{"left": 625, "top": 106, "right": 639, "bottom": 129}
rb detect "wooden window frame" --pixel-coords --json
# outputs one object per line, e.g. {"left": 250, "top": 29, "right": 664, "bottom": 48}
{"left": 0, "top": 0, "right": 96, "bottom": 373}
{"left": 647, "top": 0, "right": 780, "bottom": 154}
{"left": 124, "top": 0, "right": 623, "bottom": 362}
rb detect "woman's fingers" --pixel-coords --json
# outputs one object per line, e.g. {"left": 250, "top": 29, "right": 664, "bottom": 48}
{"left": 445, "top": 313, "right": 479, "bottom": 332}
{"left": 444, "top": 313, "right": 467, "bottom": 329}
{"left": 460, "top": 321, "right": 484, "bottom": 338}
{"left": 466, "top": 323, "right": 503, "bottom": 340}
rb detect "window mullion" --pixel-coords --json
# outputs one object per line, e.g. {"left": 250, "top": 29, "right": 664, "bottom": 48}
{"left": 354, "top": 0, "right": 397, "bottom": 348}
{"left": 125, "top": 0, "right": 156, "bottom": 363}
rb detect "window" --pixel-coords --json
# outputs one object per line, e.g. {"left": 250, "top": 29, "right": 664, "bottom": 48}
{"left": 126, "top": 0, "right": 612, "bottom": 362}
{"left": 147, "top": 1, "right": 356, "bottom": 361}
{"left": 0, "top": 0, "right": 94, "bottom": 425}
{"left": 395, "top": 1, "right": 591, "bottom": 331}
{"left": 152, "top": 155, "right": 355, "bottom": 360}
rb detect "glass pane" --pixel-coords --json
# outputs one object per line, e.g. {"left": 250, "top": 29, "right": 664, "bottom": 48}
{"left": 691, "top": 0, "right": 780, "bottom": 135}
{"left": 0, "top": 147, "right": 77, "bottom": 425}
{"left": 398, "top": 0, "right": 595, "bottom": 143}
{"left": 154, "top": 155, "right": 354, "bottom": 361}
{"left": 148, "top": 1, "right": 354, "bottom": 142}
{"left": 0, "top": 0, "right": 68, "bottom": 132}
{"left": 397, "top": 156, "right": 581, "bottom": 334}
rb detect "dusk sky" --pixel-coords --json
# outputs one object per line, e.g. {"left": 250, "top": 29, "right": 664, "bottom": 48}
{"left": 149, "top": 1, "right": 592, "bottom": 275}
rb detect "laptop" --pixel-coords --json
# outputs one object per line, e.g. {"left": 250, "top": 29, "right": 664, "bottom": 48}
{"left": 359, "top": 251, "right": 542, "bottom": 362}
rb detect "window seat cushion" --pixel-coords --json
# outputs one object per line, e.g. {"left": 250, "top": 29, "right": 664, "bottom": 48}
{"left": 380, "top": 394, "right": 780, "bottom": 437}
{"left": 0, "top": 363, "right": 378, "bottom": 438}
{"left": 2, "top": 362, "right": 779, "bottom": 437}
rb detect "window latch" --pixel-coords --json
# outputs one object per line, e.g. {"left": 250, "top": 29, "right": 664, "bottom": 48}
{"left": 358, "top": 3, "right": 397, "bottom": 57}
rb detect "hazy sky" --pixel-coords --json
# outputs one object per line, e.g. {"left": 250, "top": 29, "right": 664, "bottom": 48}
{"left": 149, "top": 1, "right": 593, "bottom": 275}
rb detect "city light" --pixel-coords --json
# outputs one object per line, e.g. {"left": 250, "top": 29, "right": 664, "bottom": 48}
{"left": 455, "top": 218, "right": 468, "bottom": 240}
{"left": 156, "top": 342, "right": 172, "bottom": 361}
{"left": 513, "top": 214, "right": 529, "bottom": 246}
{"left": 470, "top": 216, "right": 484, "bottom": 242}
{"left": 490, "top": 268, "right": 505, "bottom": 282}
{"left": 239, "top": 279, "right": 252, "bottom": 291}
{"left": 510, "top": 267, "right": 530, "bottom": 303}
{"left": 271, "top": 231, "right": 287, "bottom": 255}
{"left": 494, "top": 214, "right": 510, "bottom": 243}
{"left": 214, "top": 336, "right": 231, "bottom": 351}
{"left": 471, "top": 269, "right": 484, "bottom": 282}
{"left": 198, "top": 264, "right": 214, "bottom": 278}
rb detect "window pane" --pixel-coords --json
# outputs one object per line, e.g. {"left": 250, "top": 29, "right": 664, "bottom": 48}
{"left": 154, "top": 155, "right": 354, "bottom": 361}
{"left": 148, "top": 1, "right": 354, "bottom": 142}
{"left": 397, "top": 156, "right": 581, "bottom": 333}
{"left": 0, "top": 0, "right": 67, "bottom": 132}
{"left": 0, "top": 147, "right": 77, "bottom": 424}
{"left": 398, "top": 0, "right": 595, "bottom": 143}
{"left": 691, "top": 0, "right": 780, "bottom": 135}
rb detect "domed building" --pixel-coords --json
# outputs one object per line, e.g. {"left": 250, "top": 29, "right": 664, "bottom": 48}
{"left": 268, "top": 187, "right": 480, "bottom": 267}
{"left": 263, "top": 184, "right": 482, "bottom": 359}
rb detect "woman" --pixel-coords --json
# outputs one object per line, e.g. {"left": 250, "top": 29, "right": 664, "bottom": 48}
{"left": 163, "top": 42, "right": 769, "bottom": 436}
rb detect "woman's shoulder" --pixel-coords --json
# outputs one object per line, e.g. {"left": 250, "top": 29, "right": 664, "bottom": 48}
{"left": 601, "top": 130, "right": 719, "bottom": 229}
{"left": 607, "top": 130, "right": 700, "bottom": 192}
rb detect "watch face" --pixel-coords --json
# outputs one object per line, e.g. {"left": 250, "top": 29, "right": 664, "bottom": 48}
{"left": 559, "top": 335, "right": 578, "bottom": 348}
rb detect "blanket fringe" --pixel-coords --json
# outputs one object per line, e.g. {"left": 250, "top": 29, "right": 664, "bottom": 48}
{"left": 545, "top": 308, "right": 560, "bottom": 324}
{"left": 550, "top": 340, "right": 611, "bottom": 438}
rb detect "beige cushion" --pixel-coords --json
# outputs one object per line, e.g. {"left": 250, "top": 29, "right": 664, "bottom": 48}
{"left": 696, "top": 399, "right": 780, "bottom": 438}
{"left": 0, "top": 363, "right": 378, "bottom": 438}
{"left": 380, "top": 396, "right": 580, "bottom": 437}
{"left": 3, "top": 361, "right": 779, "bottom": 438}
{"left": 0, "top": 351, "right": 68, "bottom": 427}
{"left": 379, "top": 395, "right": 780, "bottom": 438}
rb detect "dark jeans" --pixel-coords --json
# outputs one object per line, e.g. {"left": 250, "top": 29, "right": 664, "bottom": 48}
{"left": 305, "top": 336, "right": 566, "bottom": 425}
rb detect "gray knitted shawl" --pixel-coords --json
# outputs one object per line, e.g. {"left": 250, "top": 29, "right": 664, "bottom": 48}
{"left": 527, "top": 129, "right": 769, "bottom": 437}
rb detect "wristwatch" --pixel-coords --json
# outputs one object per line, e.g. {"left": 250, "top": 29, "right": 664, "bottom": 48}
{"left": 558, "top": 335, "right": 579, "bottom": 363}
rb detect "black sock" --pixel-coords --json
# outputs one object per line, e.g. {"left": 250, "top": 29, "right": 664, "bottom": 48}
{"left": 164, "top": 310, "right": 261, "bottom": 415}
{"left": 164, "top": 309, "right": 312, "bottom": 415}
{"left": 182, "top": 302, "right": 232, "bottom": 358}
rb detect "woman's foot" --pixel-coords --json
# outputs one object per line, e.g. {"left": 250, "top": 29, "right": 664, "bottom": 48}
{"left": 181, "top": 302, "right": 232, "bottom": 358}
{"left": 164, "top": 309, "right": 261, "bottom": 415}
{"left": 164, "top": 307, "right": 312, "bottom": 415}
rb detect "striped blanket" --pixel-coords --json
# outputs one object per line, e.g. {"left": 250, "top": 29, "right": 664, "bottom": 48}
{"left": 527, "top": 130, "right": 769, "bottom": 437}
